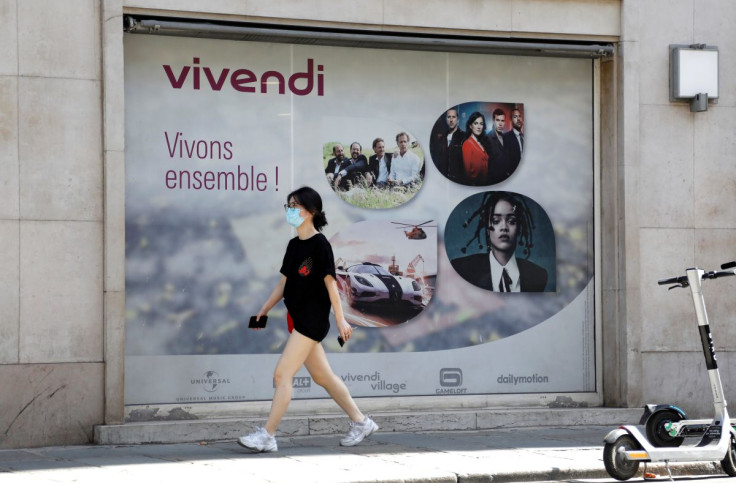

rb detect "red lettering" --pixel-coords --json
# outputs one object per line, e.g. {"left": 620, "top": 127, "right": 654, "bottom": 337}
{"left": 192, "top": 171, "right": 202, "bottom": 190}
{"left": 196, "top": 140, "right": 208, "bottom": 159}
{"left": 165, "top": 132, "right": 233, "bottom": 160}
{"left": 163, "top": 58, "right": 324, "bottom": 96}
{"left": 165, "top": 170, "right": 177, "bottom": 188}
{"left": 178, "top": 170, "right": 191, "bottom": 189}
{"left": 217, "top": 171, "right": 235, "bottom": 190}
{"left": 193, "top": 57, "right": 200, "bottom": 90}
{"left": 289, "top": 59, "right": 313, "bottom": 96}
{"left": 317, "top": 63, "right": 324, "bottom": 96}
{"left": 164, "top": 131, "right": 180, "bottom": 157}
{"left": 256, "top": 172, "right": 267, "bottom": 191}
{"left": 166, "top": 165, "right": 268, "bottom": 191}
{"left": 230, "top": 69, "right": 256, "bottom": 92}
{"left": 184, "top": 139, "right": 196, "bottom": 158}
{"left": 204, "top": 171, "right": 215, "bottom": 190}
{"left": 203, "top": 67, "right": 230, "bottom": 91}
{"left": 162, "top": 65, "right": 190, "bottom": 89}
{"left": 238, "top": 164, "right": 250, "bottom": 190}
{"left": 261, "top": 71, "right": 285, "bottom": 94}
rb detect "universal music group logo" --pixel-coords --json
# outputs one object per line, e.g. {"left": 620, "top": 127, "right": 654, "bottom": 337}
{"left": 179, "top": 370, "right": 249, "bottom": 403}
{"left": 437, "top": 368, "right": 468, "bottom": 394}
{"left": 192, "top": 370, "right": 231, "bottom": 393}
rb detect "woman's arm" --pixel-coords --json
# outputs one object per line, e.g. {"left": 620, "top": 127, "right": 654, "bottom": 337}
{"left": 325, "top": 274, "right": 352, "bottom": 341}
{"left": 257, "top": 275, "right": 287, "bottom": 319}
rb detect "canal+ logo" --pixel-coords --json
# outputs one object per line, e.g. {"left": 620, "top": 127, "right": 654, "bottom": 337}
{"left": 274, "top": 377, "right": 312, "bottom": 390}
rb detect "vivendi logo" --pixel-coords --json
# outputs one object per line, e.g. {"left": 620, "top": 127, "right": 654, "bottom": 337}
{"left": 162, "top": 57, "right": 325, "bottom": 96}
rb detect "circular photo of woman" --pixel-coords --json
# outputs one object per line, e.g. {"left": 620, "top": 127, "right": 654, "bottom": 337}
{"left": 429, "top": 102, "right": 524, "bottom": 186}
{"left": 444, "top": 191, "right": 555, "bottom": 293}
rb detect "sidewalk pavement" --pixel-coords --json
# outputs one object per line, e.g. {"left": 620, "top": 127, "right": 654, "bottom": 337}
{"left": 0, "top": 425, "right": 728, "bottom": 482}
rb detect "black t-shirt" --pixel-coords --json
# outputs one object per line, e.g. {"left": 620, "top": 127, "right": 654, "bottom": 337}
{"left": 280, "top": 233, "right": 336, "bottom": 327}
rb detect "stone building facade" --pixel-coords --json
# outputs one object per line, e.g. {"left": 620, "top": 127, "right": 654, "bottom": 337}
{"left": 1, "top": 0, "right": 734, "bottom": 448}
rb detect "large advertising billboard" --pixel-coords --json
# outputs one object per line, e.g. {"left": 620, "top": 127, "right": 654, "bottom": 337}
{"left": 124, "top": 34, "right": 596, "bottom": 405}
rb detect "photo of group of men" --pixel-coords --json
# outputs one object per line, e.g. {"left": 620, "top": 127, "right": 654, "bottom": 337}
{"left": 323, "top": 131, "right": 425, "bottom": 208}
{"left": 429, "top": 102, "right": 524, "bottom": 186}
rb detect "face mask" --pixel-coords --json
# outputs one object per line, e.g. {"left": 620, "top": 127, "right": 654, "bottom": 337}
{"left": 286, "top": 208, "right": 305, "bottom": 228}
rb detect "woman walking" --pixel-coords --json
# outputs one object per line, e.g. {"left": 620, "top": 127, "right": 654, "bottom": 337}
{"left": 238, "top": 186, "right": 378, "bottom": 452}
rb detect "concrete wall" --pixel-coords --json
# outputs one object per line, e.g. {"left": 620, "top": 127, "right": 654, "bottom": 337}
{"left": 0, "top": 0, "right": 105, "bottom": 448}
{"left": 1, "top": 0, "right": 734, "bottom": 448}
{"left": 619, "top": 0, "right": 736, "bottom": 417}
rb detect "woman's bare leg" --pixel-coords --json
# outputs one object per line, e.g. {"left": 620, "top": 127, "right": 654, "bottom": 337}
{"left": 304, "top": 343, "right": 364, "bottom": 422}
{"left": 264, "top": 331, "right": 318, "bottom": 434}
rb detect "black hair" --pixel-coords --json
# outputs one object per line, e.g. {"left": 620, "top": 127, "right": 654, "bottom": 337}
{"left": 465, "top": 111, "right": 485, "bottom": 134}
{"left": 465, "top": 111, "right": 493, "bottom": 153}
{"left": 287, "top": 186, "right": 328, "bottom": 231}
{"left": 460, "top": 191, "right": 536, "bottom": 258}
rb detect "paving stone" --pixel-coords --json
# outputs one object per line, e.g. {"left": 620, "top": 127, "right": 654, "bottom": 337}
{"left": 0, "top": 426, "right": 728, "bottom": 482}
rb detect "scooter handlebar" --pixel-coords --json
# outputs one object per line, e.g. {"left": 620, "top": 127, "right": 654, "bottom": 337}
{"left": 658, "top": 267, "right": 736, "bottom": 286}
{"left": 703, "top": 269, "right": 736, "bottom": 280}
{"left": 658, "top": 275, "right": 689, "bottom": 286}
{"left": 722, "top": 261, "right": 736, "bottom": 270}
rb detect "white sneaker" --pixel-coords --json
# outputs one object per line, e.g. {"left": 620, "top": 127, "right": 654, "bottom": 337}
{"left": 340, "top": 417, "right": 378, "bottom": 446}
{"left": 237, "top": 427, "right": 278, "bottom": 452}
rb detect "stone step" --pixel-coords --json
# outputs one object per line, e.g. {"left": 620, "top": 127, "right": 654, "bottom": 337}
{"left": 95, "top": 406, "right": 643, "bottom": 445}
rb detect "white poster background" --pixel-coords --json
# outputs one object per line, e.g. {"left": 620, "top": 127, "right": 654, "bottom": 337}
{"left": 123, "top": 34, "right": 595, "bottom": 404}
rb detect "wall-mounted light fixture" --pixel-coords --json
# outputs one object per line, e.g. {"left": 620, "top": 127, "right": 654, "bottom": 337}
{"left": 670, "top": 44, "right": 719, "bottom": 112}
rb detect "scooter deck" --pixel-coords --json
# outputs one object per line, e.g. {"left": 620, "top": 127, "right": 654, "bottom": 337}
{"left": 670, "top": 418, "right": 736, "bottom": 437}
{"left": 621, "top": 424, "right": 731, "bottom": 463}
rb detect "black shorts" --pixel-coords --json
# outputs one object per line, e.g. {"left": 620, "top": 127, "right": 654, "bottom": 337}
{"left": 287, "top": 312, "right": 330, "bottom": 343}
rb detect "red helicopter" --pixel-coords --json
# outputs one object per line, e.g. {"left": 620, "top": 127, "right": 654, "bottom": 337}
{"left": 391, "top": 220, "right": 435, "bottom": 240}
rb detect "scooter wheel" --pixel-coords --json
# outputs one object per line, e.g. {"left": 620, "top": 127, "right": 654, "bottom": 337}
{"left": 603, "top": 434, "right": 641, "bottom": 481}
{"left": 721, "top": 434, "right": 736, "bottom": 476}
{"left": 645, "top": 409, "right": 684, "bottom": 447}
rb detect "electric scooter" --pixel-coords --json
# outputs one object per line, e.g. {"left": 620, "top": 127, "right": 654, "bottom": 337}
{"left": 603, "top": 261, "right": 736, "bottom": 481}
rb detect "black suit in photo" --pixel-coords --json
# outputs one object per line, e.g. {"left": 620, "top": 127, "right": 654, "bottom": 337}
{"left": 488, "top": 133, "right": 510, "bottom": 185}
{"left": 502, "top": 129, "right": 523, "bottom": 175}
{"left": 367, "top": 153, "right": 392, "bottom": 183}
{"left": 430, "top": 127, "right": 465, "bottom": 183}
{"left": 325, "top": 157, "right": 343, "bottom": 177}
{"left": 336, "top": 154, "right": 368, "bottom": 190}
{"left": 450, "top": 253, "right": 548, "bottom": 292}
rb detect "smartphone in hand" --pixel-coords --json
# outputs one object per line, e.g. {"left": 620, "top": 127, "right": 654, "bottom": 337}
{"left": 337, "top": 335, "right": 345, "bottom": 347}
{"left": 248, "top": 315, "right": 268, "bottom": 329}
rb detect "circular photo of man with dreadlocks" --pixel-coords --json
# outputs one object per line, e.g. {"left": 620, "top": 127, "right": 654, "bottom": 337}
{"left": 445, "top": 191, "right": 556, "bottom": 293}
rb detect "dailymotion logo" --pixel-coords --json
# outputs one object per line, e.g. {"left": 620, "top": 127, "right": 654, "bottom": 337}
{"left": 497, "top": 373, "right": 550, "bottom": 385}
{"left": 437, "top": 368, "right": 468, "bottom": 394}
